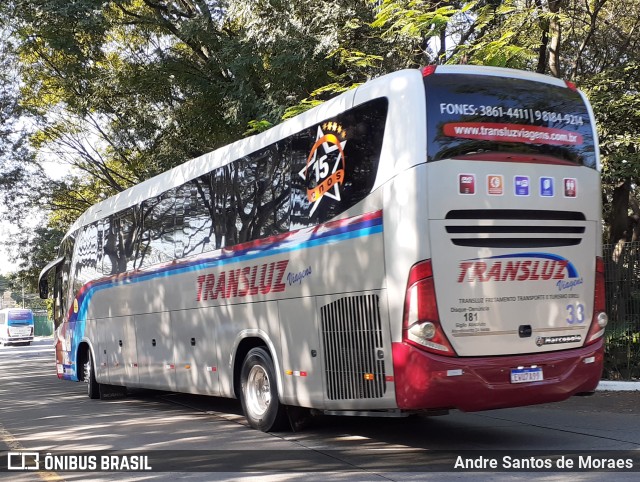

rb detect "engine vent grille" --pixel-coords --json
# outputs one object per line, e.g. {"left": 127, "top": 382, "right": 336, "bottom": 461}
{"left": 445, "top": 209, "right": 586, "bottom": 248}
{"left": 320, "top": 294, "right": 386, "bottom": 400}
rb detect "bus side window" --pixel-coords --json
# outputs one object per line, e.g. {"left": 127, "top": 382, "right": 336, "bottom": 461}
{"left": 101, "top": 218, "right": 116, "bottom": 275}
{"left": 53, "top": 264, "right": 66, "bottom": 328}
{"left": 214, "top": 164, "right": 240, "bottom": 247}
{"left": 101, "top": 208, "right": 144, "bottom": 274}
{"left": 70, "top": 224, "right": 99, "bottom": 295}
{"left": 289, "top": 98, "right": 388, "bottom": 229}
{"left": 235, "top": 145, "right": 291, "bottom": 243}
{"left": 140, "top": 190, "right": 177, "bottom": 267}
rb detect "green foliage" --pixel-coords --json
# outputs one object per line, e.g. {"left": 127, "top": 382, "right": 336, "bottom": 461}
{"left": 583, "top": 63, "right": 640, "bottom": 186}
{"left": 605, "top": 329, "right": 640, "bottom": 381}
{"left": 0, "top": 275, "right": 9, "bottom": 295}
{"left": 244, "top": 120, "right": 274, "bottom": 136}
{"left": 372, "top": 0, "right": 460, "bottom": 39}
{"left": 240, "top": 1, "right": 388, "bottom": 121}
{"left": 0, "top": 12, "right": 41, "bottom": 225}
{"left": 9, "top": 225, "right": 65, "bottom": 293}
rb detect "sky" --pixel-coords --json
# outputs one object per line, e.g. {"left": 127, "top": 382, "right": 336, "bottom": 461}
{"left": 0, "top": 216, "right": 19, "bottom": 275}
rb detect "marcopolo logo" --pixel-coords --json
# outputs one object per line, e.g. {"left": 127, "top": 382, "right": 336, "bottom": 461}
{"left": 536, "top": 334, "right": 582, "bottom": 347}
{"left": 457, "top": 253, "right": 579, "bottom": 283}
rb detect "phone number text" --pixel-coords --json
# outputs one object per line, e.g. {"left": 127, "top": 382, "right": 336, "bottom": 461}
{"left": 439, "top": 103, "right": 585, "bottom": 126}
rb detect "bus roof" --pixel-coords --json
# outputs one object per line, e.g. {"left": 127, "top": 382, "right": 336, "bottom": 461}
{"left": 431, "top": 64, "right": 569, "bottom": 87}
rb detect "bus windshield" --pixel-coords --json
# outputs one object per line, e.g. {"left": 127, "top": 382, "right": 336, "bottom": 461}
{"left": 424, "top": 73, "right": 597, "bottom": 168}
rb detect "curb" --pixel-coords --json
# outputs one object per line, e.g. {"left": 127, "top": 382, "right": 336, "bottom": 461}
{"left": 597, "top": 381, "right": 640, "bottom": 391}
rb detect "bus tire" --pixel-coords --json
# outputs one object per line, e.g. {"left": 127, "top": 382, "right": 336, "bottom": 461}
{"left": 240, "top": 347, "right": 288, "bottom": 432}
{"left": 85, "top": 350, "right": 100, "bottom": 400}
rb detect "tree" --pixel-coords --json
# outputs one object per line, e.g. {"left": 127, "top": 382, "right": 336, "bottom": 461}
{"left": 368, "top": 0, "right": 640, "bottom": 246}
{"left": 583, "top": 63, "right": 640, "bottom": 245}
{"left": 9, "top": 1, "right": 388, "bottom": 214}
{"left": 10, "top": 225, "right": 65, "bottom": 292}
{"left": 0, "top": 274, "right": 9, "bottom": 298}
{"left": 0, "top": 5, "right": 41, "bottom": 225}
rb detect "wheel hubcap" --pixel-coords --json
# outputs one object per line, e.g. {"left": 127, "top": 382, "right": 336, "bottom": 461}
{"left": 246, "top": 365, "right": 271, "bottom": 418}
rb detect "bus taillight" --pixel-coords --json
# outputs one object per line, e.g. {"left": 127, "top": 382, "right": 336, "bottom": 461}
{"left": 421, "top": 65, "right": 437, "bottom": 77}
{"left": 403, "top": 260, "right": 456, "bottom": 356}
{"left": 586, "top": 256, "right": 608, "bottom": 345}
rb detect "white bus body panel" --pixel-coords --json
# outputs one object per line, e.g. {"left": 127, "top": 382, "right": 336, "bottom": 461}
{"left": 354, "top": 70, "right": 429, "bottom": 344}
{"left": 82, "top": 204, "right": 391, "bottom": 409}
{"left": 52, "top": 66, "right": 603, "bottom": 416}
{"left": 72, "top": 72, "right": 426, "bottom": 409}
{"left": 427, "top": 160, "right": 599, "bottom": 356}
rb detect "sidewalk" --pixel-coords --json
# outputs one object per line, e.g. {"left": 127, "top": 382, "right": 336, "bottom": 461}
{"left": 597, "top": 380, "right": 640, "bottom": 391}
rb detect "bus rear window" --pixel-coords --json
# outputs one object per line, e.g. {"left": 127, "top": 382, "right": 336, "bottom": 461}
{"left": 424, "top": 73, "right": 596, "bottom": 168}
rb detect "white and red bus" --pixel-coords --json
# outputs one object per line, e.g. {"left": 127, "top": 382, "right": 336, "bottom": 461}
{"left": 39, "top": 65, "right": 607, "bottom": 431}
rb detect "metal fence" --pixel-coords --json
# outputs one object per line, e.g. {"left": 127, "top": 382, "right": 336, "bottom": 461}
{"left": 603, "top": 242, "right": 640, "bottom": 380}
{"left": 33, "top": 309, "right": 54, "bottom": 337}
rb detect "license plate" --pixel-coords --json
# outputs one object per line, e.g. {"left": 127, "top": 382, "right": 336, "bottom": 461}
{"left": 510, "top": 367, "right": 544, "bottom": 384}
{"left": 9, "top": 327, "right": 31, "bottom": 337}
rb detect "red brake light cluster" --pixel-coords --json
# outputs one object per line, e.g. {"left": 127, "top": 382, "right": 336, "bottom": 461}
{"left": 421, "top": 65, "right": 437, "bottom": 77}
{"left": 403, "top": 259, "right": 456, "bottom": 356}
{"left": 585, "top": 256, "right": 608, "bottom": 345}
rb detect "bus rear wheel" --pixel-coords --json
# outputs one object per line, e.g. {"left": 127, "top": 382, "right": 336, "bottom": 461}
{"left": 85, "top": 350, "right": 100, "bottom": 399}
{"left": 240, "top": 347, "right": 288, "bottom": 432}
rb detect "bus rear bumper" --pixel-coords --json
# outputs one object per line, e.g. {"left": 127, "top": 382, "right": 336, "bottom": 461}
{"left": 392, "top": 340, "right": 604, "bottom": 412}
{"left": 1, "top": 337, "right": 34, "bottom": 345}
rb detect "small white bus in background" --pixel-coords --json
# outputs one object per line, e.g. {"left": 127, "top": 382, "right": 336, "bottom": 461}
{"left": 0, "top": 308, "right": 35, "bottom": 346}
{"left": 39, "top": 65, "right": 607, "bottom": 432}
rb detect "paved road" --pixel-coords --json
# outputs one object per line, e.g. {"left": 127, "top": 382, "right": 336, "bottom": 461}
{"left": 0, "top": 338, "right": 639, "bottom": 481}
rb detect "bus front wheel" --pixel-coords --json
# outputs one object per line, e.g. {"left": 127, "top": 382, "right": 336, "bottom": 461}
{"left": 85, "top": 350, "right": 100, "bottom": 399}
{"left": 240, "top": 347, "right": 288, "bottom": 432}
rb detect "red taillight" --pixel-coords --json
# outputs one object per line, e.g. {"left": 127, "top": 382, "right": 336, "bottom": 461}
{"left": 403, "top": 259, "right": 456, "bottom": 356}
{"left": 564, "top": 80, "right": 578, "bottom": 91}
{"left": 585, "top": 257, "right": 607, "bottom": 345}
{"left": 422, "top": 65, "right": 437, "bottom": 77}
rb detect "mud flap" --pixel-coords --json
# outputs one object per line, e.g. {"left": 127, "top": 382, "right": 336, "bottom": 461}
{"left": 99, "top": 384, "right": 127, "bottom": 400}
{"left": 286, "top": 405, "right": 313, "bottom": 432}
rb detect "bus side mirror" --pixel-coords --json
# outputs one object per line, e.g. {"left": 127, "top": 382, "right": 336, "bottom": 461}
{"left": 39, "top": 279, "right": 49, "bottom": 299}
